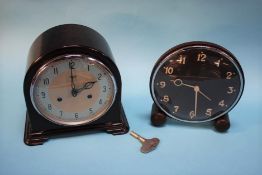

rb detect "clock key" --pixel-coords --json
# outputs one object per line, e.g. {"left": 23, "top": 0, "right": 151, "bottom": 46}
{"left": 130, "top": 131, "right": 160, "bottom": 153}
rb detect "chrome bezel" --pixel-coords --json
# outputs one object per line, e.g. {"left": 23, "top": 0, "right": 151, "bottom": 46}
{"left": 30, "top": 54, "right": 117, "bottom": 126}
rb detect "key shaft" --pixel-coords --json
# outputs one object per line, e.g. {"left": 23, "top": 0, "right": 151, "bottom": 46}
{"left": 130, "top": 131, "right": 145, "bottom": 142}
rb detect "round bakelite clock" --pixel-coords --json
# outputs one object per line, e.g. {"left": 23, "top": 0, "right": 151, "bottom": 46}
{"left": 24, "top": 24, "right": 129, "bottom": 146}
{"left": 150, "top": 41, "right": 244, "bottom": 132}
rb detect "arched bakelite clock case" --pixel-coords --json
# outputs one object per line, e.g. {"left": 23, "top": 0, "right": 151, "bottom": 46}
{"left": 24, "top": 24, "right": 129, "bottom": 146}
{"left": 150, "top": 41, "right": 244, "bottom": 132}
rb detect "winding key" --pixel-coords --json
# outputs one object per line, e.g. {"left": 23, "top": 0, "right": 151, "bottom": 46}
{"left": 130, "top": 131, "right": 160, "bottom": 153}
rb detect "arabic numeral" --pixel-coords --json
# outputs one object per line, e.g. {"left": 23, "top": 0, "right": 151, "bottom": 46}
{"left": 219, "top": 100, "right": 225, "bottom": 107}
{"left": 69, "top": 61, "right": 75, "bottom": 69}
{"left": 75, "top": 113, "right": 78, "bottom": 119}
{"left": 227, "top": 87, "right": 235, "bottom": 94}
{"left": 162, "top": 95, "right": 169, "bottom": 103}
{"left": 205, "top": 108, "right": 212, "bottom": 117}
{"left": 53, "top": 67, "right": 58, "bottom": 74}
{"left": 43, "top": 78, "right": 49, "bottom": 85}
{"left": 174, "top": 106, "right": 179, "bottom": 113}
{"left": 226, "top": 72, "right": 233, "bottom": 79}
{"left": 163, "top": 67, "right": 173, "bottom": 75}
{"left": 197, "top": 52, "right": 206, "bottom": 62}
{"left": 159, "top": 81, "right": 166, "bottom": 88}
{"left": 102, "top": 86, "right": 106, "bottom": 92}
{"left": 177, "top": 55, "right": 186, "bottom": 64}
{"left": 89, "top": 108, "right": 93, "bottom": 114}
{"left": 97, "top": 73, "right": 102, "bottom": 80}
{"left": 189, "top": 111, "right": 195, "bottom": 119}
{"left": 214, "top": 60, "right": 220, "bottom": 67}
{"left": 48, "top": 104, "right": 52, "bottom": 110}
{"left": 41, "top": 92, "right": 46, "bottom": 98}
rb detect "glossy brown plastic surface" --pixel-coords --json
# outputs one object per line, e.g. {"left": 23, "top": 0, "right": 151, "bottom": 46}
{"left": 24, "top": 24, "right": 129, "bottom": 145}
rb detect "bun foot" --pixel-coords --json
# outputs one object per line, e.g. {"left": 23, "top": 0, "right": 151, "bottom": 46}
{"left": 151, "top": 103, "right": 167, "bottom": 126}
{"left": 214, "top": 114, "right": 230, "bottom": 132}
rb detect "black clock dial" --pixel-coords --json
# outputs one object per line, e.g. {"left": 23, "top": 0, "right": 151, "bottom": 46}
{"left": 150, "top": 42, "right": 244, "bottom": 122}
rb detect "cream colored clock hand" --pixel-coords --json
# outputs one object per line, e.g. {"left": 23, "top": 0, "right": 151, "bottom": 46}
{"left": 198, "top": 90, "right": 212, "bottom": 101}
{"left": 193, "top": 86, "right": 200, "bottom": 118}
{"left": 171, "top": 79, "right": 195, "bottom": 88}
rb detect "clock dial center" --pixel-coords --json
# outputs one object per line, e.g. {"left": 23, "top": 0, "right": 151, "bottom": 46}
{"left": 48, "top": 70, "right": 100, "bottom": 113}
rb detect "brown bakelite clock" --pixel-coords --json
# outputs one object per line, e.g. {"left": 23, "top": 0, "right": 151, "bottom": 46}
{"left": 24, "top": 24, "right": 129, "bottom": 146}
{"left": 150, "top": 41, "right": 244, "bottom": 132}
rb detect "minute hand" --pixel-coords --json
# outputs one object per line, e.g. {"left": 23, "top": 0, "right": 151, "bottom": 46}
{"left": 70, "top": 64, "right": 77, "bottom": 97}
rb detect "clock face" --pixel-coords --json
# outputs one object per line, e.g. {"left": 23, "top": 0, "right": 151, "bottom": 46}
{"left": 30, "top": 54, "right": 116, "bottom": 126}
{"left": 151, "top": 43, "right": 244, "bottom": 122}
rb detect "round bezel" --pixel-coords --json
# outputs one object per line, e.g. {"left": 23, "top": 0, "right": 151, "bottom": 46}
{"left": 30, "top": 54, "right": 117, "bottom": 126}
{"left": 150, "top": 42, "right": 244, "bottom": 123}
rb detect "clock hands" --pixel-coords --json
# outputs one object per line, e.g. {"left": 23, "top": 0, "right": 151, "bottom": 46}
{"left": 69, "top": 61, "right": 97, "bottom": 96}
{"left": 171, "top": 79, "right": 211, "bottom": 101}
{"left": 171, "top": 79, "right": 211, "bottom": 118}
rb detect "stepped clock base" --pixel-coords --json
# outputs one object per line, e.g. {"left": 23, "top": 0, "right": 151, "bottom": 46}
{"left": 24, "top": 105, "right": 129, "bottom": 146}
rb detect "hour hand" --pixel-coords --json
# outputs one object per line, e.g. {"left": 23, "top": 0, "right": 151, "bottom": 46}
{"left": 82, "top": 81, "right": 97, "bottom": 89}
{"left": 171, "top": 79, "right": 195, "bottom": 88}
{"left": 198, "top": 90, "right": 211, "bottom": 101}
{"left": 76, "top": 81, "right": 97, "bottom": 93}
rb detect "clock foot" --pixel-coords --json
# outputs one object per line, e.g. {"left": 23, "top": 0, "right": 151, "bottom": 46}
{"left": 151, "top": 103, "right": 167, "bottom": 126}
{"left": 213, "top": 114, "right": 230, "bottom": 132}
{"left": 105, "top": 104, "right": 129, "bottom": 135}
{"left": 24, "top": 112, "right": 48, "bottom": 146}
